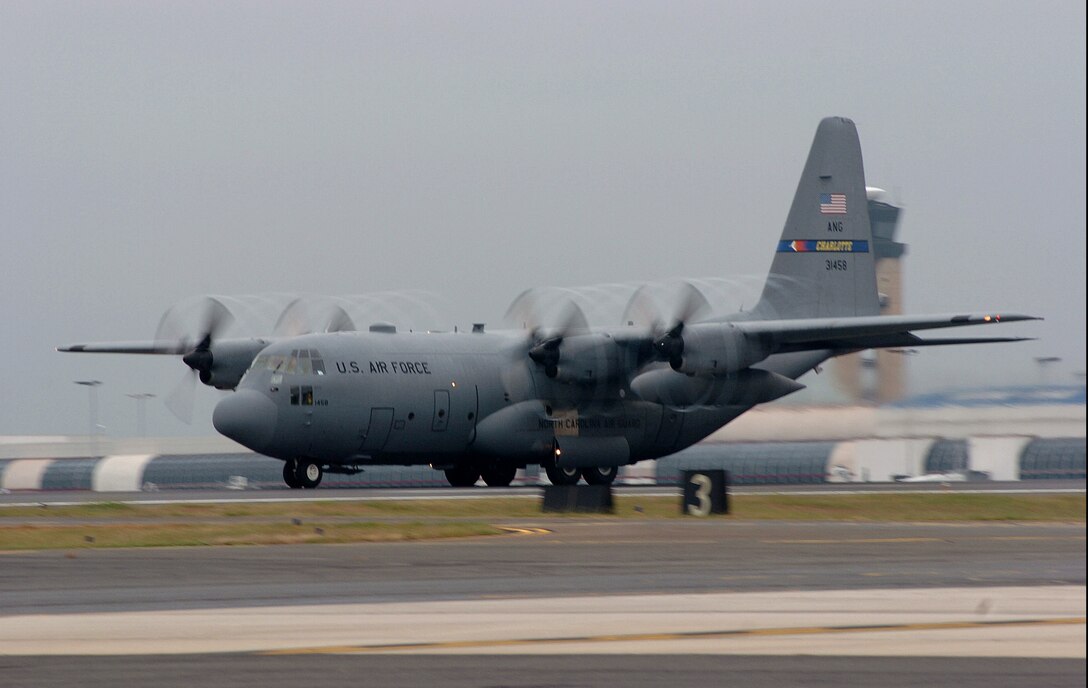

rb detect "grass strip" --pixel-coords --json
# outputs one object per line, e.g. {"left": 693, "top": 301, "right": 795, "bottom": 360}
{"left": 0, "top": 521, "right": 502, "bottom": 550}
{"left": 0, "top": 493, "right": 1082, "bottom": 523}
{"left": 0, "top": 494, "right": 1081, "bottom": 551}
{"left": 0, "top": 498, "right": 544, "bottom": 520}
{"left": 633, "top": 493, "right": 1087, "bottom": 521}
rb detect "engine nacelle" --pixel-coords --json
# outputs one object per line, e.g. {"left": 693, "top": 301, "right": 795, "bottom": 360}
{"left": 200, "top": 339, "right": 271, "bottom": 390}
{"left": 671, "top": 323, "right": 768, "bottom": 375}
{"left": 538, "top": 333, "right": 623, "bottom": 385}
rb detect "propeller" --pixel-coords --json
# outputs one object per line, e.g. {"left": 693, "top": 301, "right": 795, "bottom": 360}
{"left": 271, "top": 297, "right": 309, "bottom": 337}
{"left": 527, "top": 337, "right": 563, "bottom": 378}
{"left": 155, "top": 297, "right": 235, "bottom": 424}
{"left": 504, "top": 289, "right": 589, "bottom": 337}
{"left": 323, "top": 305, "right": 356, "bottom": 334}
{"left": 621, "top": 280, "right": 711, "bottom": 370}
{"left": 272, "top": 297, "right": 356, "bottom": 336}
{"left": 504, "top": 289, "right": 591, "bottom": 379}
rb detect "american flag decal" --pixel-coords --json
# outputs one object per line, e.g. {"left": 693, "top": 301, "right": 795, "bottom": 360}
{"left": 820, "top": 193, "right": 847, "bottom": 214}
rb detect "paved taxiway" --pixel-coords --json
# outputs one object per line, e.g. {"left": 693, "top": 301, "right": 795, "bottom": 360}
{"left": 1, "top": 518, "right": 1084, "bottom": 686}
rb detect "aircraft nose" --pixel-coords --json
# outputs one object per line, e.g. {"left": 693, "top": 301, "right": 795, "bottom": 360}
{"left": 213, "top": 391, "right": 278, "bottom": 453}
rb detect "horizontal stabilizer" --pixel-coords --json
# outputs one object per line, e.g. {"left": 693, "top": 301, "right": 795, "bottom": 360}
{"left": 734, "top": 313, "right": 1040, "bottom": 353}
{"left": 793, "top": 334, "right": 1037, "bottom": 353}
{"left": 900, "top": 336, "right": 1037, "bottom": 347}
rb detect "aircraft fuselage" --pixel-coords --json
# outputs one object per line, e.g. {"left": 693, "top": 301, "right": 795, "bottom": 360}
{"left": 214, "top": 329, "right": 776, "bottom": 471}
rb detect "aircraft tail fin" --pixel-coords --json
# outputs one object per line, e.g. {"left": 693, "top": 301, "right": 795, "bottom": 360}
{"left": 753, "top": 117, "right": 880, "bottom": 320}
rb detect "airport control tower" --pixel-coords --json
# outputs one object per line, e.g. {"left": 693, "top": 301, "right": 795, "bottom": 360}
{"left": 833, "top": 187, "right": 909, "bottom": 403}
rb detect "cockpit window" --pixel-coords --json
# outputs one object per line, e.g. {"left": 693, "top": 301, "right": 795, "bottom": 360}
{"left": 257, "top": 350, "right": 324, "bottom": 374}
{"left": 311, "top": 349, "right": 326, "bottom": 375}
{"left": 296, "top": 349, "right": 312, "bottom": 375}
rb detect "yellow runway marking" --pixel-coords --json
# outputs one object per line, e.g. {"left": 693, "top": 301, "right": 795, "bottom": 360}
{"left": 497, "top": 527, "right": 552, "bottom": 535}
{"left": 262, "top": 616, "right": 1086, "bottom": 655}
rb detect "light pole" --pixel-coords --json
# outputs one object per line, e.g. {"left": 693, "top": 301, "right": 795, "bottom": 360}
{"left": 126, "top": 393, "right": 156, "bottom": 437}
{"left": 75, "top": 380, "right": 102, "bottom": 457}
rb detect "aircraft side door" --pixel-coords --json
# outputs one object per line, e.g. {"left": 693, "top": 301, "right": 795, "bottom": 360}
{"left": 653, "top": 407, "right": 685, "bottom": 452}
{"left": 361, "top": 407, "right": 395, "bottom": 454}
{"left": 432, "top": 390, "right": 450, "bottom": 431}
{"left": 287, "top": 383, "right": 316, "bottom": 455}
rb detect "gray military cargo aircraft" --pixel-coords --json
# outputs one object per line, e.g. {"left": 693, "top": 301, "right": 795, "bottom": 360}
{"left": 60, "top": 117, "right": 1037, "bottom": 489}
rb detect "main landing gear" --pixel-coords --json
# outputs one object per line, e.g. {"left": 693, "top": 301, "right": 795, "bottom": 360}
{"left": 581, "top": 465, "right": 619, "bottom": 485}
{"left": 283, "top": 459, "right": 323, "bottom": 489}
{"left": 544, "top": 464, "right": 618, "bottom": 486}
{"left": 443, "top": 462, "right": 519, "bottom": 488}
{"left": 443, "top": 463, "right": 480, "bottom": 488}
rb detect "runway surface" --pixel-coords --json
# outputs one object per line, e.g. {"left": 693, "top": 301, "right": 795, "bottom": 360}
{"left": 1, "top": 518, "right": 1084, "bottom": 686}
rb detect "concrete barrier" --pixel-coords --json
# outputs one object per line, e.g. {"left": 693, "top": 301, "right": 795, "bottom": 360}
{"left": 92, "top": 455, "right": 155, "bottom": 492}
{"left": 1, "top": 459, "right": 54, "bottom": 491}
{"left": 969, "top": 437, "right": 1033, "bottom": 481}
{"left": 851, "top": 439, "right": 934, "bottom": 482}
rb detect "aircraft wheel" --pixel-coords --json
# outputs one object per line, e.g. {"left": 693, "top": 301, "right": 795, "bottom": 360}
{"left": 581, "top": 465, "right": 618, "bottom": 485}
{"left": 444, "top": 464, "right": 480, "bottom": 487}
{"left": 294, "top": 460, "right": 323, "bottom": 489}
{"left": 480, "top": 463, "right": 517, "bottom": 487}
{"left": 545, "top": 465, "right": 581, "bottom": 486}
{"left": 283, "top": 460, "right": 303, "bottom": 489}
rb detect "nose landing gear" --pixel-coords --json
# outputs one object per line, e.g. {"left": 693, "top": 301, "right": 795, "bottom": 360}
{"left": 283, "top": 459, "right": 324, "bottom": 489}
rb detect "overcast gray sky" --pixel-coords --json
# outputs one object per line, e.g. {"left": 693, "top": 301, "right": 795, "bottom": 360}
{"left": 2, "top": 1, "right": 1084, "bottom": 438}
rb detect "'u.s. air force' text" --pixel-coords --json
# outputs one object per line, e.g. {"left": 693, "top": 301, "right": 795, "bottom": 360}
{"left": 336, "top": 361, "right": 432, "bottom": 375}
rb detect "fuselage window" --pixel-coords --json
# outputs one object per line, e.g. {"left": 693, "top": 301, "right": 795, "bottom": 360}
{"left": 290, "top": 385, "right": 314, "bottom": 406}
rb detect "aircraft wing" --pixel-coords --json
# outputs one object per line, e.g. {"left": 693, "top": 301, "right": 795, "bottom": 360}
{"left": 732, "top": 313, "right": 1040, "bottom": 353}
{"left": 57, "top": 341, "right": 188, "bottom": 355}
